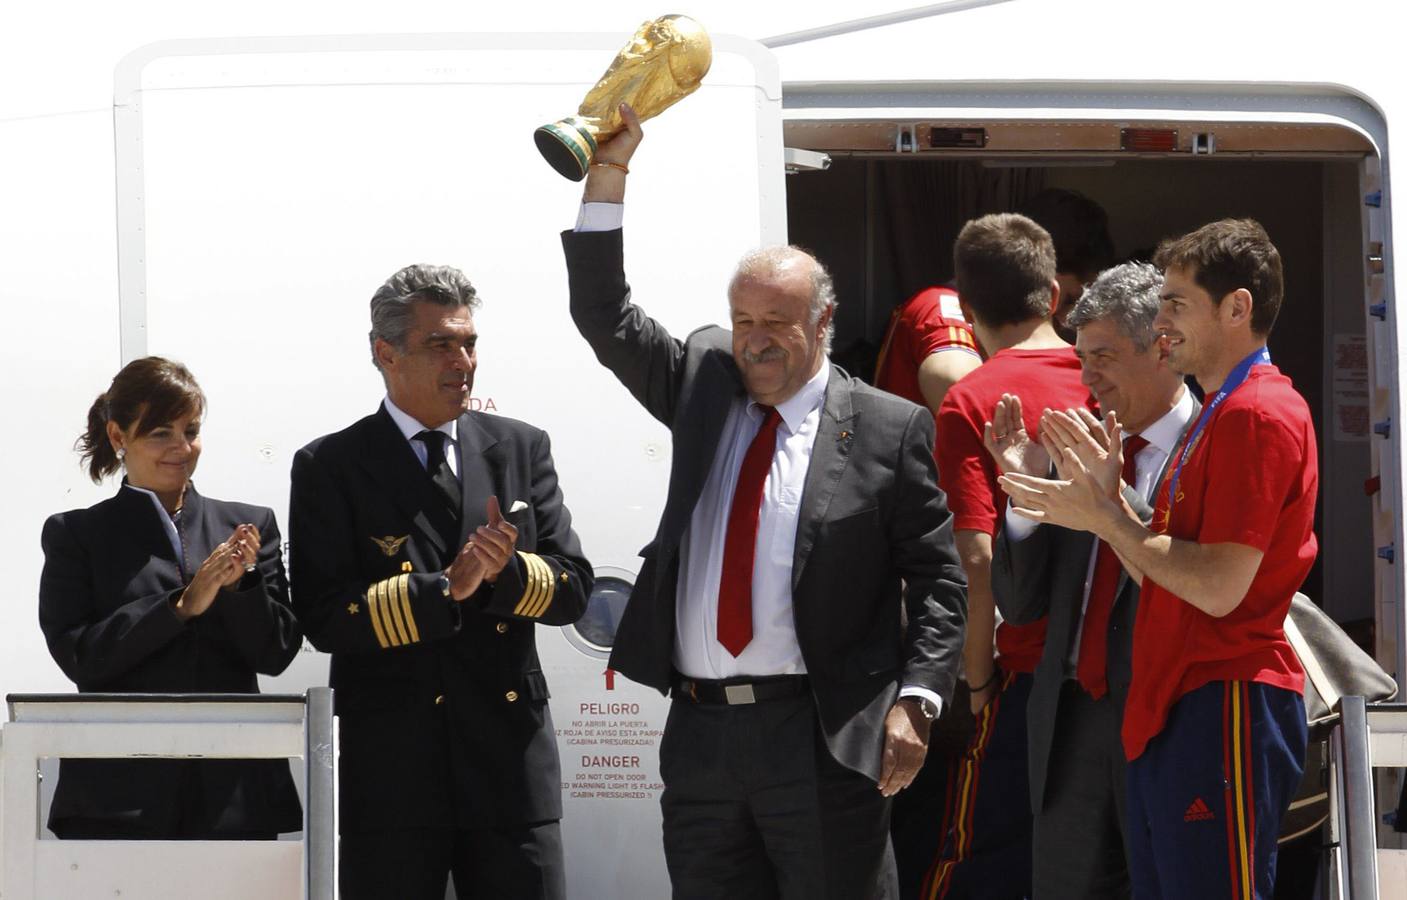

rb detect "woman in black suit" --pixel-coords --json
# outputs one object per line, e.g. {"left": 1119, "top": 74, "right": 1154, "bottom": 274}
{"left": 38, "top": 356, "right": 303, "bottom": 839}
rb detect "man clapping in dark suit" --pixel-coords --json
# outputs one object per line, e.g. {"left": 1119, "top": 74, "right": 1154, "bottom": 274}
{"left": 560, "top": 103, "right": 967, "bottom": 900}
{"left": 987, "top": 262, "right": 1196, "bottom": 899}
{"left": 289, "top": 264, "right": 592, "bottom": 900}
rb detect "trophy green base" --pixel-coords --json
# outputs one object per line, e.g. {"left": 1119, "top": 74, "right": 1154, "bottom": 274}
{"left": 534, "top": 119, "right": 599, "bottom": 182}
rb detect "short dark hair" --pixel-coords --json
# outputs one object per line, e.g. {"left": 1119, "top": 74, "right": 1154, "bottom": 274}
{"left": 1153, "top": 219, "right": 1284, "bottom": 335}
{"left": 953, "top": 213, "right": 1057, "bottom": 327}
{"left": 79, "top": 357, "right": 206, "bottom": 483}
{"left": 1018, "top": 189, "right": 1115, "bottom": 280}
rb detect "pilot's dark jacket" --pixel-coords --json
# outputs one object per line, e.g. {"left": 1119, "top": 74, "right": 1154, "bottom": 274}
{"left": 288, "top": 405, "right": 592, "bottom": 833}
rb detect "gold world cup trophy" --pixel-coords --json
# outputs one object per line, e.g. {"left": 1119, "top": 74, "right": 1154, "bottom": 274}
{"left": 535, "top": 14, "right": 712, "bottom": 181}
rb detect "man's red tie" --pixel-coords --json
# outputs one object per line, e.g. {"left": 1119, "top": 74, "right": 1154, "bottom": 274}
{"left": 717, "top": 406, "right": 782, "bottom": 657}
{"left": 1076, "top": 434, "right": 1150, "bottom": 699}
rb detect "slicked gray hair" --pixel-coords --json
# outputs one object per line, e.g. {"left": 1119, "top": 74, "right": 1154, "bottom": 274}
{"left": 728, "top": 246, "right": 838, "bottom": 353}
{"left": 368, "top": 264, "right": 481, "bottom": 370}
{"left": 1066, "top": 261, "right": 1164, "bottom": 353}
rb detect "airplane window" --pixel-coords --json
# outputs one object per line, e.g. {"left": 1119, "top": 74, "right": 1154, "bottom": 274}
{"left": 564, "top": 573, "right": 633, "bottom": 658}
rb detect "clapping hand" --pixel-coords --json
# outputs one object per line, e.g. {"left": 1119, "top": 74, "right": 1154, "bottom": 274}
{"left": 174, "top": 523, "right": 259, "bottom": 620}
{"left": 444, "top": 498, "right": 521, "bottom": 602}
{"left": 981, "top": 393, "right": 1049, "bottom": 476}
{"left": 1040, "top": 408, "right": 1125, "bottom": 499}
{"left": 998, "top": 417, "right": 1123, "bottom": 535}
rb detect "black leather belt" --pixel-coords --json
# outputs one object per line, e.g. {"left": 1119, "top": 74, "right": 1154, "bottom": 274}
{"left": 671, "top": 675, "right": 809, "bottom": 706}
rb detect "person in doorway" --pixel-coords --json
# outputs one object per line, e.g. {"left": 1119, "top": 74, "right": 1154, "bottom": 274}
{"left": 922, "top": 213, "right": 1092, "bottom": 900}
{"left": 874, "top": 284, "right": 983, "bottom": 413}
{"left": 1019, "top": 189, "right": 1116, "bottom": 337}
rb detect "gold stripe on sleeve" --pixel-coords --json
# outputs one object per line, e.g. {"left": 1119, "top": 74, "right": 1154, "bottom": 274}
{"left": 513, "top": 551, "right": 547, "bottom": 617}
{"left": 375, "top": 579, "right": 402, "bottom": 647}
{"left": 526, "top": 555, "right": 557, "bottom": 619}
{"left": 523, "top": 556, "right": 548, "bottom": 618}
{"left": 529, "top": 556, "right": 554, "bottom": 618}
{"left": 397, "top": 574, "right": 420, "bottom": 644}
{"left": 381, "top": 577, "right": 411, "bottom": 646}
{"left": 365, "top": 582, "right": 392, "bottom": 649}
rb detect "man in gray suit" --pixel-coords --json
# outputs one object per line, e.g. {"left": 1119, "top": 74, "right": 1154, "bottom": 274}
{"left": 986, "top": 262, "right": 1197, "bottom": 899}
{"left": 560, "top": 104, "right": 967, "bottom": 900}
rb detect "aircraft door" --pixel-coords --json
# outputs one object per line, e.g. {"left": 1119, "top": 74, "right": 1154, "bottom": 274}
{"left": 112, "top": 32, "right": 785, "bottom": 897}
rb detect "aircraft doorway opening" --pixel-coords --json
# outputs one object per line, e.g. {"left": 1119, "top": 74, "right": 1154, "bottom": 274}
{"left": 782, "top": 126, "right": 1386, "bottom": 663}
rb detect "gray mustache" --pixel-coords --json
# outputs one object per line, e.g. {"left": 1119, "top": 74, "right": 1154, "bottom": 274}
{"left": 743, "top": 347, "right": 786, "bottom": 364}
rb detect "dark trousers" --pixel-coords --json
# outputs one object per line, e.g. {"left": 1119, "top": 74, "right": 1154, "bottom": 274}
{"left": 1126, "top": 680, "right": 1306, "bottom": 900}
{"left": 339, "top": 822, "right": 564, "bottom": 900}
{"left": 921, "top": 670, "right": 1033, "bottom": 900}
{"left": 659, "top": 694, "right": 896, "bottom": 900}
{"left": 1033, "top": 682, "right": 1130, "bottom": 900}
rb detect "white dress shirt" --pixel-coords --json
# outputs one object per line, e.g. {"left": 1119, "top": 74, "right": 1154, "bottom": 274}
{"left": 1004, "top": 387, "right": 1195, "bottom": 663}
{"left": 577, "top": 201, "right": 625, "bottom": 232}
{"left": 674, "top": 364, "right": 829, "bottom": 679}
{"left": 384, "top": 395, "right": 460, "bottom": 477}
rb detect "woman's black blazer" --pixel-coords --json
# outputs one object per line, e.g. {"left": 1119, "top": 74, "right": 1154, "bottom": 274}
{"left": 38, "top": 482, "right": 303, "bottom": 838}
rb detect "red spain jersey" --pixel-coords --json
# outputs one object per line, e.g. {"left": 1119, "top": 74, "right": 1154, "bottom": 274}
{"left": 935, "top": 347, "right": 1090, "bottom": 673}
{"left": 874, "top": 286, "right": 981, "bottom": 406}
{"left": 1122, "top": 365, "right": 1316, "bottom": 760}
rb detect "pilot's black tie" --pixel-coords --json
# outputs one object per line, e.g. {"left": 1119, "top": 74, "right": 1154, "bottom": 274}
{"left": 416, "top": 430, "right": 462, "bottom": 513}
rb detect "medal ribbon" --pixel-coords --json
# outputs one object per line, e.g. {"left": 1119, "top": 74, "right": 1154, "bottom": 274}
{"left": 1162, "top": 345, "right": 1272, "bottom": 525}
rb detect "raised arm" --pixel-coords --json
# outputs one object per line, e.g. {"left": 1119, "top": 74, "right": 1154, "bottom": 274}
{"left": 561, "top": 103, "right": 688, "bottom": 425}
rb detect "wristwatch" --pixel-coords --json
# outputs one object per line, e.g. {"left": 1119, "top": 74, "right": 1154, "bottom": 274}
{"left": 438, "top": 573, "right": 453, "bottom": 598}
{"left": 905, "top": 695, "right": 939, "bottom": 721}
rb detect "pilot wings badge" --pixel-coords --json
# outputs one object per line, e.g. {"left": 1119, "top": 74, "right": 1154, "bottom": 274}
{"left": 370, "top": 534, "right": 410, "bottom": 557}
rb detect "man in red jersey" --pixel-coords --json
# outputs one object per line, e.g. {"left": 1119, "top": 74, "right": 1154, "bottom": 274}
{"left": 923, "top": 214, "right": 1091, "bottom": 900}
{"left": 874, "top": 285, "right": 982, "bottom": 414}
{"left": 1001, "top": 219, "right": 1313, "bottom": 899}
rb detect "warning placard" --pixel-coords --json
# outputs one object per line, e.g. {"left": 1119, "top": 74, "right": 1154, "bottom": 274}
{"left": 559, "top": 701, "right": 665, "bottom": 799}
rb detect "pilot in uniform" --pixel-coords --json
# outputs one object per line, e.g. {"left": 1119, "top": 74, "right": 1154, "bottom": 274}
{"left": 289, "top": 263, "right": 592, "bottom": 900}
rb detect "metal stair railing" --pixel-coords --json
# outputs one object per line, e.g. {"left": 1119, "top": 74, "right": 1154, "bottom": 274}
{"left": 1328, "top": 698, "right": 1407, "bottom": 899}
{"left": 0, "top": 689, "right": 336, "bottom": 900}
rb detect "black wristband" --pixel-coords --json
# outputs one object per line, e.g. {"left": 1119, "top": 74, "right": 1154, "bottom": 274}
{"left": 970, "top": 668, "right": 1001, "bottom": 693}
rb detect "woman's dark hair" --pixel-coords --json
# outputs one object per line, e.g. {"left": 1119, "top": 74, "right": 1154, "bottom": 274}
{"left": 79, "top": 357, "right": 206, "bottom": 483}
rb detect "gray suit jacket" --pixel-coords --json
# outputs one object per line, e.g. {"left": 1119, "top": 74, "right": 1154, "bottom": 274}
{"left": 562, "top": 228, "right": 968, "bottom": 781}
{"left": 991, "top": 405, "right": 1197, "bottom": 813}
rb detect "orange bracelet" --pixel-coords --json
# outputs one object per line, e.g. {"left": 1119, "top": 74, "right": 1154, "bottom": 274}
{"left": 591, "top": 161, "right": 629, "bottom": 175}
